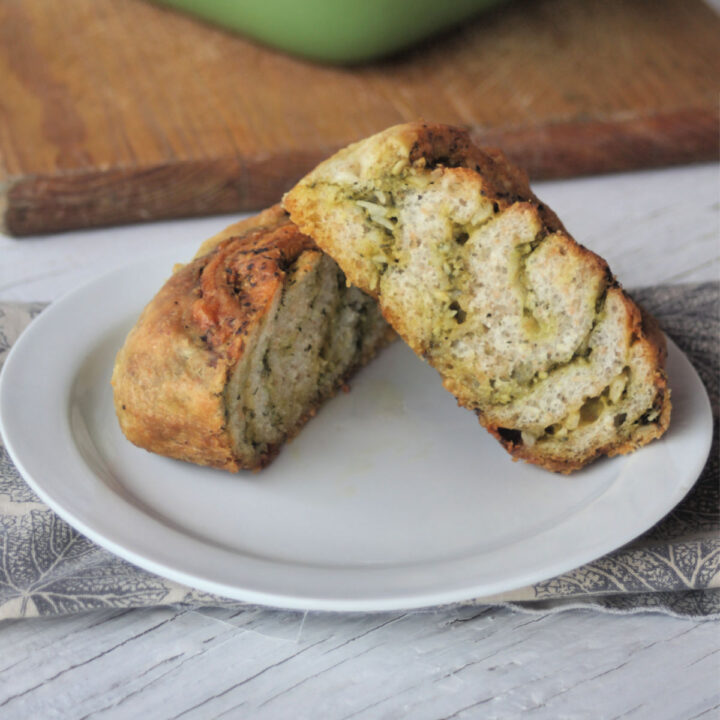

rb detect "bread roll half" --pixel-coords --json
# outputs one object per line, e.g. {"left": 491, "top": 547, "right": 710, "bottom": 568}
{"left": 112, "top": 205, "right": 394, "bottom": 471}
{"left": 284, "top": 123, "right": 671, "bottom": 472}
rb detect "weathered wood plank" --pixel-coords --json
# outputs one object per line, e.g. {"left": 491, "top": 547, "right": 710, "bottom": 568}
{"left": 0, "top": 607, "right": 717, "bottom": 719}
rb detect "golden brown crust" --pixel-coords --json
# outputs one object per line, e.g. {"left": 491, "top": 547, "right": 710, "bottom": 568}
{"left": 284, "top": 121, "right": 671, "bottom": 473}
{"left": 112, "top": 205, "right": 309, "bottom": 471}
{"left": 193, "top": 205, "right": 292, "bottom": 260}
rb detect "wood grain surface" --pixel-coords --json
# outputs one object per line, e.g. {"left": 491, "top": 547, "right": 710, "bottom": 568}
{"left": 0, "top": 0, "right": 718, "bottom": 235}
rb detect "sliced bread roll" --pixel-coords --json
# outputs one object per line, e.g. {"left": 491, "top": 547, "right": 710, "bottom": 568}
{"left": 283, "top": 123, "right": 671, "bottom": 472}
{"left": 112, "top": 205, "right": 394, "bottom": 471}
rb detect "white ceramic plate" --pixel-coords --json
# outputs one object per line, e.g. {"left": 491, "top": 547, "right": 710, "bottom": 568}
{"left": 0, "top": 251, "right": 713, "bottom": 611}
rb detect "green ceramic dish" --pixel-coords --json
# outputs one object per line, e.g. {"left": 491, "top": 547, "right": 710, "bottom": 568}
{"left": 155, "top": 0, "right": 506, "bottom": 64}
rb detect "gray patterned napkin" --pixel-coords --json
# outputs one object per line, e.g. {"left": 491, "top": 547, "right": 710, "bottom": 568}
{"left": 1, "top": 284, "right": 718, "bottom": 620}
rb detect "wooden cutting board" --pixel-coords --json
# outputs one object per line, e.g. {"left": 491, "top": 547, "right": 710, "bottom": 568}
{"left": 1, "top": 0, "right": 718, "bottom": 236}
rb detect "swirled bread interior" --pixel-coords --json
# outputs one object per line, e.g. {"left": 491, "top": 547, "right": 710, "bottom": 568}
{"left": 112, "top": 206, "right": 393, "bottom": 471}
{"left": 284, "top": 123, "right": 670, "bottom": 472}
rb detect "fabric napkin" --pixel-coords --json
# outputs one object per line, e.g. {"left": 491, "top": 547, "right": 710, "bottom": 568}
{"left": 0, "top": 283, "right": 717, "bottom": 621}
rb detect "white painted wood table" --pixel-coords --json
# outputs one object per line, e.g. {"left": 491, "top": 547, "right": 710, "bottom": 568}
{"left": 1, "top": 164, "right": 718, "bottom": 720}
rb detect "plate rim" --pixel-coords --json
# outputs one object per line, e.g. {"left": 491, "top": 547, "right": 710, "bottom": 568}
{"left": 0, "top": 255, "right": 713, "bottom": 611}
